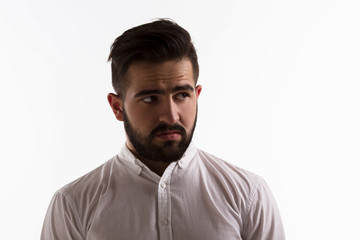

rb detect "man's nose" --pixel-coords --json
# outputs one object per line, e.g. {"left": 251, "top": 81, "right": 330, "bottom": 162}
{"left": 158, "top": 99, "right": 180, "bottom": 124}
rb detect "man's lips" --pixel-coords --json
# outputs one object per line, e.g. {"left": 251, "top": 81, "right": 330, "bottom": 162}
{"left": 155, "top": 131, "right": 181, "bottom": 140}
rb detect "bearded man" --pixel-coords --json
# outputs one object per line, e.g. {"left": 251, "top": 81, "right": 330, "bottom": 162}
{"left": 41, "top": 19, "right": 285, "bottom": 240}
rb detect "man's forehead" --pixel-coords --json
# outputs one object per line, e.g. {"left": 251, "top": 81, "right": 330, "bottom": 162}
{"left": 120, "top": 60, "right": 196, "bottom": 102}
{"left": 126, "top": 59, "right": 194, "bottom": 86}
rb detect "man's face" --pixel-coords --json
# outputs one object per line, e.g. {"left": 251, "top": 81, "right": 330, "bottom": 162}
{"left": 110, "top": 59, "right": 201, "bottom": 162}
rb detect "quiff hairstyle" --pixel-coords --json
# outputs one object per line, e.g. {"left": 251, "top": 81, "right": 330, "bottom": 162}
{"left": 108, "top": 19, "right": 199, "bottom": 97}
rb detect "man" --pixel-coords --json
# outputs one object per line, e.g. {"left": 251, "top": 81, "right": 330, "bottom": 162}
{"left": 41, "top": 19, "right": 285, "bottom": 240}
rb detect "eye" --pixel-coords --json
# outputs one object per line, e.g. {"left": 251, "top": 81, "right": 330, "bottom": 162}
{"left": 175, "top": 92, "right": 190, "bottom": 100}
{"left": 142, "top": 96, "right": 158, "bottom": 103}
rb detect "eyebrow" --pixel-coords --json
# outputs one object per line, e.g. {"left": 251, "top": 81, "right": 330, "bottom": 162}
{"left": 134, "top": 89, "right": 165, "bottom": 98}
{"left": 134, "top": 84, "right": 195, "bottom": 98}
{"left": 172, "top": 84, "right": 194, "bottom": 93}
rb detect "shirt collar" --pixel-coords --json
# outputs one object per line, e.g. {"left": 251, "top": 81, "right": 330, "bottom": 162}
{"left": 177, "top": 142, "right": 197, "bottom": 169}
{"left": 117, "top": 142, "right": 197, "bottom": 175}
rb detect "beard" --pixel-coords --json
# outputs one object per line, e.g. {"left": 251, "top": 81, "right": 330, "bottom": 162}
{"left": 123, "top": 109, "right": 197, "bottom": 163}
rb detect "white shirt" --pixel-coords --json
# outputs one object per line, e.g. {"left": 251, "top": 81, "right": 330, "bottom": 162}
{"left": 41, "top": 143, "right": 285, "bottom": 239}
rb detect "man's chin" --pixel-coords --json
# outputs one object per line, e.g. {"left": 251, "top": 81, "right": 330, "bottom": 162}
{"left": 152, "top": 138, "right": 182, "bottom": 147}
{"left": 147, "top": 140, "right": 186, "bottom": 162}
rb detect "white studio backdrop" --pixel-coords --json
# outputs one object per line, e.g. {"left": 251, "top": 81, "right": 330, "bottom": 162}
{"left": 1, "top": 0, "right": 359, "bottom": 239}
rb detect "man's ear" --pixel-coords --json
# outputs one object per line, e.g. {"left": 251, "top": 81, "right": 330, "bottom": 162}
{"left": 195, "top": 85, "right": 202, "bottom": 98}
{"left": 107, "top": 93, "right": 124, "bottom": 121}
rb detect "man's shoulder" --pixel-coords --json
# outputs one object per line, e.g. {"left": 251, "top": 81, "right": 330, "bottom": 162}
{"left": 197, "top": 149, "right": 260, "bottom": 180}
{"left": 195, "top": 149, "right": 263, "bottom": 192}
{"left": 57, "top": 156, "right": 118, "bottom": 199}
{"left": 194, "top": 149, "right": 285, "bottom": 239}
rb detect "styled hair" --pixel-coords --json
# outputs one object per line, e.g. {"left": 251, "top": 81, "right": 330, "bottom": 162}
{"left": 108, "top": 19, "right": 199, "bottom": 97}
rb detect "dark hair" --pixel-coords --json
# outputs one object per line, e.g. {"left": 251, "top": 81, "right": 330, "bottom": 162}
{"left": 108, "top": 19, "right": 199, "bottom": 97}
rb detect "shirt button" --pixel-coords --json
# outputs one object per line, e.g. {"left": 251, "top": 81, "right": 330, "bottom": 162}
{"left": 161, "top": 219, "right": 168, "bottom": 225}
{"left": 179, "top": 160, "right": 184, "bottom": 166}
{"left": 160, "top": 182, "right": 166, "bottom": 188}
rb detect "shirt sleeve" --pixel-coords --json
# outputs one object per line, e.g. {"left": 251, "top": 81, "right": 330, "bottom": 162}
{"left": 41, "top": 190, "right": 85, "bottom": 240}
{"left": 242, "top": 177, "right": 286, "bottom": 240}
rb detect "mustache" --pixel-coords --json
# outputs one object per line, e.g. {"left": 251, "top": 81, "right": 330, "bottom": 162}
{"left": 150, "top": 123, "right": 186, "bottom": 136}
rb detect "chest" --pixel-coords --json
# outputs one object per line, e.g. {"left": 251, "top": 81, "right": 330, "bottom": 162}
{"left": 86, "top": 174, "right": 243, "bottom": 240}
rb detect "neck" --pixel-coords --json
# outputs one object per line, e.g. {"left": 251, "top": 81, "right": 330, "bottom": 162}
{"left": 138, "top": 157, "right": 171, "bottom": 176}
{"left": 126, "top": 144, "right": 171, "bottom": 176}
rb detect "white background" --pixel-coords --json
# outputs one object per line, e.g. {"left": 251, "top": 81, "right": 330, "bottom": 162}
{"left": 1, "top": 0, "right": 359, "bottom": 239}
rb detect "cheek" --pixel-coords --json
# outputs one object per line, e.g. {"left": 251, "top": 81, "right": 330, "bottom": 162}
{"left": 180, "top": 102, "right": 197, "bottom": 126}
{"left": 125, "top": 103, "right": 157, "bottom": 129}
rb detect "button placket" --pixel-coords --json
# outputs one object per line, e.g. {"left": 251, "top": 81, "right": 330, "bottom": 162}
{"left": 157, "top": 163, "right": 176, "bottom": 240}
{"left": 161, "top": 219, "right": 169, "bottom": 225}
